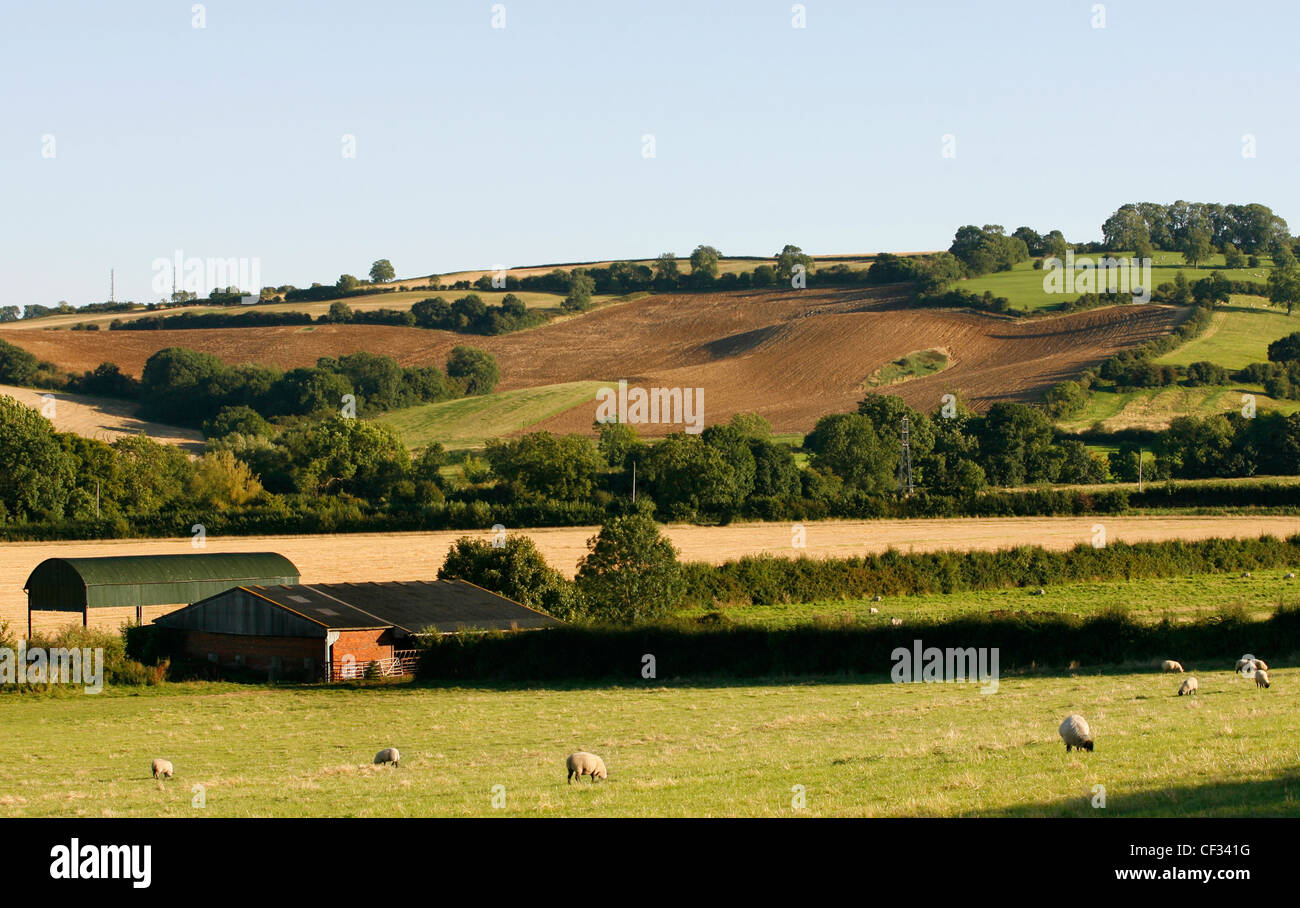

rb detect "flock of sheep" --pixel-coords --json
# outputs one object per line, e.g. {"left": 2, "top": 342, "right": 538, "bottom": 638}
{"left": 1058, "top": 653, "right": 1275, "bottom": 753}
{"left": 150, "top": 748, "right": 610, "bottom": 784}
{"left": 144, "top": 654, "right": 1280, "bottom": 788}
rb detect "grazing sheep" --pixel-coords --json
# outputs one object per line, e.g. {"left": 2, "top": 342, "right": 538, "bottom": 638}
{"left": 373, "top": 747, "right": 400, "bottom": 767}
{"left": 1177, "top": 677, "right": 1198, "bottom": 696}
{"left": 1161, "top": 660, "right": 1184, "bottom": 673}
{"left": 872, "top": 595, "right": 884, "bottom": 603}
{"left": 566, "top": 751, "right": 607, "bottom": 783}
{"left": 890, "top": 617, "right": 903, "bottom": 627}
{"left": 1029, "top": 588, "right": 1046, "bottom": 596}
{"left": 151, "top": 759, "right": 174, "bottom": 780}
{"left": 1235, "top": 655, "right": 1256, "bottom": 673}
{"left": 1255, "top": 670, "right": 1271, "bottom": 690}
{"left": 1059, "top": 714, "right": 1094, "bottom": 752}
{"left": 1252, "top": 658, "right": 1269, "bottom": 672}
{"left": 868, "top": 607, "right": 879, "bottom": 614}
{"left": 1240, "top": 571, "right": 1252, "bottom": 579}
{"left": 1286, "top": 572, "right": 1295, "bottom": 580}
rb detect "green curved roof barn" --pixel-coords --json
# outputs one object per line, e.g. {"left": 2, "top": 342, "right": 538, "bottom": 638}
{"left": 24, "top": 553, "right": 301, "bottom": 611}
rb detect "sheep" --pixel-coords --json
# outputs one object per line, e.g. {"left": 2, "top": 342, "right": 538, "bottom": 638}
{"left": 1252, "top": 658, "right": 1269, "bottom": 672}
{"left": 1255, "top": 669, "right": 1271, "bottom": 690}
{"left": 373, "top": 747, "right": 400, "bottom": 767}
{"left": 566, "top": 751, "right": 607, "bottom": 783}
{"left": 1240, "top": 571, "right": 1252, "bottom": 579}
{"left": 890, "top": 617, "right": 903, "bottom": 627}
{"left": 151, "top": 759, "right": 174, "bottom": 780}
{"left": 1059, "top": 714, "right": 1094, "bottom": 752}
{"left": 1286, "top": 572, "right": 1296, "bottom": 580}
{"left": 1161, "top": 660, "right": 1184, "bottom": 673}
{"left": 1177, "top": 677, "right": 1198, "bottom": 696}
{"left": 868, "top": 607, "right": 879, "bottom": 614}
{"left": 1030, "top": 588, "right": 1046, "bottom": 596}
{"left": 872, "top": 595, "right": 884, "bottom": 603}
{"left": 1235, "top": 655, "right": 1259, "bottom": 674}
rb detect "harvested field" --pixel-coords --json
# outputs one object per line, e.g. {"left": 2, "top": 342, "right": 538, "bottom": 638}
{"left": 3, "top": 514, "right": 1296, "bottom": 632}
{"left": 1, "top": 288, "right": 1186, "bottom": 438}
{"left": 0, "top": 385, "right": 202, "bottom": 452}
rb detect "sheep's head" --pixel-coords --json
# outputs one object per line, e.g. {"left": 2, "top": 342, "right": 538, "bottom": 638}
{"left": 1081, "top": 740, "right": 1094, "bottom": 752}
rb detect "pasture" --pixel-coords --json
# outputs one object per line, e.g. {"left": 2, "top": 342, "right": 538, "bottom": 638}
{"left": 376, "top": 380, "right": 609, "bottom": 451}
{"left": 961, "top": 252, "right": 1277, "bottom": 313}
{"left": 0, "top": 385, "right": 203, "bottom": 452}
{"left": 1058, "top": 383, "right": 1300, "bottom": 432}
{"left": 0, "top": 666, "right": 1293, "bottom": 817}
{"left": 1153, "top": 302, "right": 1299, "bottom": 370}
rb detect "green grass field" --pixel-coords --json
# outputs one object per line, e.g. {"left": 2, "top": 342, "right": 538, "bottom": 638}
{"left": 679, "top": 570, "right": 1300, "bottom": 628}
{"left": 865, "top": 348, "right": 950, "bottom": 388}
{"left": 1057, "top": 383, "right": 1300, "bottom": 432}
{"left": 1155, "top": 302, "right": 1299, "bottom": 370}
{"left": 962, "top": 252, "right": 1277, "bottom": 313}
{"left": 1, "top": 667, "right": 1293, "bottom": 817}
{"left": 376, "top": 381, "right": 608, "bottom": 451}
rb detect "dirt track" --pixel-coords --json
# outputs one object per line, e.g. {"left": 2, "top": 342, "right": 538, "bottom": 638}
{"left": 3, "top": 514, "right": 1295, "bottom": 631}
{"left": 0, "top": 288, "right": 1185, "bottom": 437}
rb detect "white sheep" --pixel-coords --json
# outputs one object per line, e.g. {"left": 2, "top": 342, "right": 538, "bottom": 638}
{"left": 872, "top": 595, "right": 884, "bottom": 602}
{"left": 1285, "top": 572, "right": 1295, "bottom": 580}
{"left": 1161, "top": 660, "right": 1184, "bottom": 673}
{"left": 1030, "top": 588, "right": 1046, "bottom": 596}
{"left": 868, "top": 607, "right": 879, "bottom": 614}
{"left": 1252, "top": 658, "right": 1269, "bottom": 672}
{"left": 1235, "top": 654, "right": 1257, "bottom": 673}
{"left": 373, "top": 747, "right": 400, "bottom": 767}
{"left": 566, "top": 751, "right": 607, "bottom": 783}
{"left": 1240, "top": 571, "right": 1252, "bottom": 579}
{"left": 1177, "top": 677, "right": 1198, "bottom": 696}
{"left": 1255, "top": 669, "right": 1271, "bottom": 690}
{"left": 890, "top": 617, "right": 903, "bottom": 627}
{"left": 151, "top": 759, "right": 174, "bottom": 780}
{"left": 1059, "top": 714, "right": 1094, "bottom": 752}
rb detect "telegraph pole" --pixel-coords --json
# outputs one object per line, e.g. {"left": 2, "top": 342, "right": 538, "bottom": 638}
{"left": 899, "top": 416, "right": 914, "bottom": 496}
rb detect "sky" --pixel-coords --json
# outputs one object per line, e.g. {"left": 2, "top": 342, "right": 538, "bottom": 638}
{"left": 2, "top": 0, "right": 1298, "bottom": 307}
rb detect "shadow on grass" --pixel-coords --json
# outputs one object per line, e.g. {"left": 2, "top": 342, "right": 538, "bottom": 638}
{"left": 968, "top": 771, "right": 1300, "bottom": 818}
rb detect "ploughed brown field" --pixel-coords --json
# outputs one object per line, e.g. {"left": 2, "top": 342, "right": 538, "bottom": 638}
{"left": 4, "top": 515, "right": 1297, "bottom": 633}
{"left": 0, "top": 288, "right": 1186, "bottom": 437}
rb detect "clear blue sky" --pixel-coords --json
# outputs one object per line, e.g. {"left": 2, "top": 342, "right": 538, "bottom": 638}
{"left": 3, "top": 0, "right": 1297, "bottom": 306}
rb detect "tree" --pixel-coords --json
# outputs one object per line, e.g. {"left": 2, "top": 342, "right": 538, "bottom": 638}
{"left": 326, "top": 299, "right": 354, "bottom": 323}
{"left": 1223, "top": 243, "right": 1246, "bottom": 268}
{"left": 1181, "top": 228, "right": 1212, "bottom": 268}
{"left": 369, "top": 259, "right": 396, "bottom": 283}
{"left": 336, "top": 274, "right": 360, "bottom": 292}
{"left": 774, "top": 244, "right": 815, "bottom": 282}
{"left": 689, "top": 245, "right": 721, "bottom": 278}
{"left": 0, "top": 395, "right": 77, "bottom": 521}
{"left": 1268, "top": 264, "right": 1300, "bottom": 317}
{"left": 446, "top": 345, "right": 499, "bottom": 396}
{"left": 0, "top": 338, "right": 42, "bottom": 385}
{"left": 563, "top": 271, "right": 596, "bottom": 312}
{"left": 575, "top": 512, "right": 683, "bottom": 623}
{"left": 653, "top": 253, "right": 679, "bottom": 288}
{"left": 1267, "top": 331, "right": 1300, "bottom": 363}
{"left": 642, "top": 433, "right": 740, "bottom": 521}
{"left": 484, "top": 432, "right": 604, "bottom": 502}
{"left": 282, "top": 417, "right": 410, "bottom": 499}
{"left": 439, "top": 534, "right": 579, "bottom": 620}
{"left": 1192, "top": 272, "right": 1230, "bottom": 308}
{"left": 203, "top": 405, "right": 273, "bottom": 439}
{"left": 190, "top": 448, "right": 263, "bottom": 510}
{"left": 803, "top": 412, "right": 894, "bottom": 492}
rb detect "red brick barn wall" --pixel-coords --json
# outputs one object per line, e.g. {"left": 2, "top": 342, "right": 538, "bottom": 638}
{"left": 182, "top": 631, "right": 325, "bottom": 679}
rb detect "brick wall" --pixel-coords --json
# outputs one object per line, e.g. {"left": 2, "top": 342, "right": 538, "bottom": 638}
{"left": 181, "top": 630, "right": 326, "bottom": 680}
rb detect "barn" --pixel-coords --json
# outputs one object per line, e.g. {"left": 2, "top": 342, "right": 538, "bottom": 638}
{"left": 153, "top": 579, "right": 562, "bottom": 681}
{"left": 24, "top": 553, "right": 301, "bottom": 637}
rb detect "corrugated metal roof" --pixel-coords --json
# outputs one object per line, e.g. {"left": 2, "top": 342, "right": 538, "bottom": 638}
{"left": 24, "top": 553, "right": 301, "bottom": 610}
{"left": 158, "top": 579, "right": 563, "bottom": 635}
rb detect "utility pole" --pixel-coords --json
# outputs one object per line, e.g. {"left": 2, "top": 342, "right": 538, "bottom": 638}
{"left": 1138, "top": 448, "right": 1143, "bottom": 492}
{"left": 899, "top": 416, "right": 914, "bottom": 496}
{"left": 110, "top": 269, "right": 115, "bottom": 303}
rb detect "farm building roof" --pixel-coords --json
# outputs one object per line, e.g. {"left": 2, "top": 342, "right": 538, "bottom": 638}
{"left": 154, "top": 580, "right": 562, "bottom": 636}
{"left": 24, "top": 553, "right": 301, "bottom": 610}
